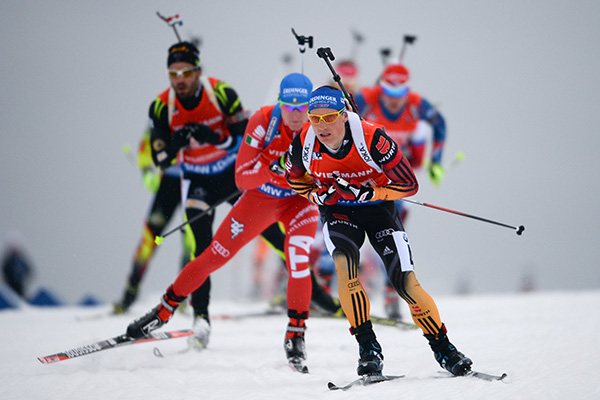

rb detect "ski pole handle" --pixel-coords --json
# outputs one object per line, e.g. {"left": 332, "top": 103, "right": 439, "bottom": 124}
{"left": 316, "top": 47, "right": 359, "bottom": 113}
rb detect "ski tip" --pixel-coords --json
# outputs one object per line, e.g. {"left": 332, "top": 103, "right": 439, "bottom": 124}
{"left": 468, "top": 370, "right": 509, "bottom": 381}
{"left": 288, "top": 359, "right": 309, "bottom": 374}
{"left": 327, "top": 382, "right": 337, "bottom": 389}
{"left": 292, "top": 364, "right": 308, "bottom": 374}
{"left": 38, "top": 355, "right": 63, "bottom": 364}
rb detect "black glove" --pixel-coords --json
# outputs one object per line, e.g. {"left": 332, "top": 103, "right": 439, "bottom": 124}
{"left": 172, "top": 126, "right": 192, "bottom": 149}
{"left": 269, "top": 155, "right": 286, "bottom": 175}
{"left": 185, "top": 123, "right": 221, "bottom": 144}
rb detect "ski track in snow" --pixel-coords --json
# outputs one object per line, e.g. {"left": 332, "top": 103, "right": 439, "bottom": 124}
{"left": 1, "top": 290, "right": 599, "bottom": 400}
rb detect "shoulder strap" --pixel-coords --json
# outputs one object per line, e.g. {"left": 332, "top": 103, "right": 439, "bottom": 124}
{"left": 302, "top": 128, "right": 317, "bottom": 174}
{"left": 347, "top": 112, "right": 382, "bottom": 173}
{"left": 199, "top": 76, "right": 221, "bottom": 111}
{"left": 167, "top": 87, "right": 175, "bottom": 126}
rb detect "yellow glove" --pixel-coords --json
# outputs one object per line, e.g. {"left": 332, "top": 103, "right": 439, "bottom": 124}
{"left": 428, "top": 162, "right": 445, "bottom": 187}
{"left": 142, "top": 169, "right": 161, "bottom": 193}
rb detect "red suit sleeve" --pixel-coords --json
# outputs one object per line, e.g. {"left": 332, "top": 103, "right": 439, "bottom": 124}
{"left": 235, "top": 109, "right": 279, "bottom": 191}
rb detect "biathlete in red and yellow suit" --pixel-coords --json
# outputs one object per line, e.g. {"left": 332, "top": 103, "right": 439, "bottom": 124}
{"left": 285, "top": 86, "right": 473, "bottom": 378}
{"left": 128, "top": 73, "right": 319, "bottom": 372}
{"left": 354, "top": 63, "right": 447, "bottom": 185}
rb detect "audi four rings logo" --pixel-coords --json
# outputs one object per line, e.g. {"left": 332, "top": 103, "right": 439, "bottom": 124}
{"left": 348, "top": 280, "right": 361, "bottom": 289}
{"left": 212, "top": 241, "right": 230, "bottom": 257}
{"left": 375, "top": 228, "right": 395, "bottom": 240}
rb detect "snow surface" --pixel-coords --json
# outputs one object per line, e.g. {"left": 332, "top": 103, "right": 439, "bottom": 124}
{"left": 2, "top": 290, "right": 599, "bottom": 400}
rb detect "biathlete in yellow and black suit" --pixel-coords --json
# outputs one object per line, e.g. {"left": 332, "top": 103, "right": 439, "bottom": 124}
{"left": 285, "top": 85, "right": 473, "bottom": 377}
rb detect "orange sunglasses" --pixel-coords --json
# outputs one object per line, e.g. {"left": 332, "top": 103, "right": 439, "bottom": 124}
{"left": 307, "top": 108, "right": 347, "bottom": 124}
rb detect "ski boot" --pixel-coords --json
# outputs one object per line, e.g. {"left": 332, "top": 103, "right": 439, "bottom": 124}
{"left": 353, "top": 321, "right": 384, "bottom": 376}
{"left": 126, "top": 285, "right": 184, "bottom": 339}
{"left": 113, "top": 284, "right": 139, "bottom": 314}
{"left": 284, "top": 311, "right": 308, "bottom": 373}
{"left": 188, "top": 314, "right": 211, "bottom": 350}
{"left": 425, "top": 325, "right": 472, "bottom": 376}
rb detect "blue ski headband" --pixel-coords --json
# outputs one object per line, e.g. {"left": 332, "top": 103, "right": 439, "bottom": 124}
{"left": 279, "top": 73, "right": 312, "bottom": 104}
{"left": 308, "top": 86, "right": 346, "bottom": 112}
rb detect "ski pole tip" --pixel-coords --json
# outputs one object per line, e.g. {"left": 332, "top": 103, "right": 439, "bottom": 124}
{"left": 154, "top": 236, "right": 164, "bottom": 245}
{"left": 516, "top": 225, "right": 525, "bottom": 235}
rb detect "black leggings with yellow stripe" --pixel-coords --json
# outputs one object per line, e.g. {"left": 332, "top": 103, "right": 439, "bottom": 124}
{"left": 321, "top": 201, "right": 444, "bottom": 336}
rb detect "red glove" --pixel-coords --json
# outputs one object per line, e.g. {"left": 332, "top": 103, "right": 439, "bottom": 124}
{"left": 310, "top": 184, "right": 340, "bottom": 206}
{"left": 332, "top": 175, "right": 374, "bottom": 202}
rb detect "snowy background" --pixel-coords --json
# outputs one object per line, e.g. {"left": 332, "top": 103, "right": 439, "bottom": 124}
{"left": 2, "top": 290, "right": 599, "bottom": 399}
{"left": 2, "top": 1, "right": 599, "bottom": 305}
{"left": 1, "top": 1, "right": 600, "bottom": 304}
{"left": 1, "top": 3, "right": 600, "bottom": 397}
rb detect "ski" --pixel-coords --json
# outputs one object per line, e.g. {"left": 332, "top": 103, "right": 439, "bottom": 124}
{"left": 438, "top": 370, "right": 507, "bottom": 381}
{"left": 38, "top": 329, "right": 193, "bottom": 364}
{"left": 210, "top": 308, "right": 284, "bottom": 321}
{"left": 311, "top": 310, "right": 418, "bottom": 330}
{"left": 467, "top": 371, "right": 507, "bottom": 381}
{"left": 328, "top": 374, "right": 404, "bottom": 391}
{"left": 212, "top": 309, "right": 417, "bottom": 330}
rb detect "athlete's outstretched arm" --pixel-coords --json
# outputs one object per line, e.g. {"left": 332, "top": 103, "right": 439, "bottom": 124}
{"left": 369, "top": 128, "right": 419, "bottom": 201}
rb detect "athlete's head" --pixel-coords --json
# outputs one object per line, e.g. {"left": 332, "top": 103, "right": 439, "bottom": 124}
{"left": 278, "top": 73, "right": 312, "bottom": 131}
{"left": 379, "top": 63, "right": 410, "bottom": 112}
{"left": 167, "top": 41, "right": 201, "bottom": 98}
{"left": 332, "top": 60, "right": 359, "bottom": 93}
{"left": 307, "top": 86, "right": 349, "bottom": 150}
{"left": 167, "top": 41, "right": 200, "bottom": 67}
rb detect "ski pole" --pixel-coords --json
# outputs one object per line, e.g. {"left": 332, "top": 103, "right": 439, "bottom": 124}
{"left": 400, "top": 198, "right": 525, "bottom": 235}
{"left": 156, "top": 12, "right": 183, "bottom": 42}
{"left": 399, "top": 34, "right": 417, "bottom": 63}
{"left": 334, "top": 175, "right": 524, "bottom": 235}
{"left": 316, "top": 47, "right": 359, "bottom": 113}
{"left": 380, "top": 48, "right": 392, "bottom": 65}
{"left": 154, "top": 190, "right": 241, "bottom": 245}
{"left": 349, "top": 28, "right": 364, "bottom": 61}
{"left": 291, "top": 28, "right": 313, "bottom": 74}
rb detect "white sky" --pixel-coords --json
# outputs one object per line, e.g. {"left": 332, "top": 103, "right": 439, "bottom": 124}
{"left": 1, "top": 0, "right": 599, "bottom": 303}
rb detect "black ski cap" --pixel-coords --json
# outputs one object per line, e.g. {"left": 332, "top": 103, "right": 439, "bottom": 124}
{"left": 167, "top": 41, "right": 200, "bottom": 67}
